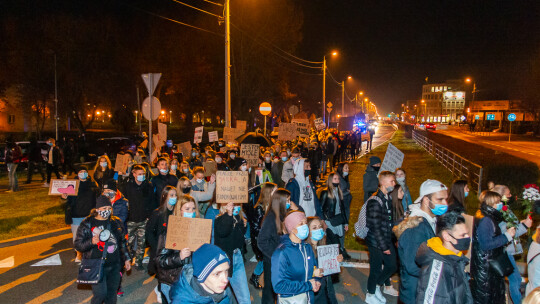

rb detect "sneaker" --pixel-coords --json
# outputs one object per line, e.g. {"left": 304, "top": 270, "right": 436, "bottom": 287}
{"left": 365, "top": 293, "right": 383, "bottom": 304}
{"left": 42, "top": 183, "right": 49, "bottom": 187}
{"left": 117, "top": 290, "right": 124, "bottom": 298}
{"left": 155, "top": 285, "right": 162, "bottom": 304}
{"left": 383, "top": 285, "right": 399, "bottom": 297}
{"left": 142, "top": 256, "right": 150, "bottom": 264}
{"left": 375, "top": 285, "right": 387, "bottom": 303}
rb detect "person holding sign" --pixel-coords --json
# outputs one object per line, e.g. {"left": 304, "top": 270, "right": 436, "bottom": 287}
{"left": 319, "top": 173, "right": 348, "bottom": 261}
{"left": 271, "top": 210, "right": 323, "bottom": 304}
{"left": 214, "top": 202, "right": 250, "bottom": 304}
{"left": 155, "top": 195, "right": 199, "bottom": 303}
{"left": 306, "top": 216, "right": 343, "bottom": 304}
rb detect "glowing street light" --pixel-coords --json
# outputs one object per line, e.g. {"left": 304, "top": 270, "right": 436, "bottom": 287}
{"left": 332, "top": 51, "right": 338, "bottom": 56}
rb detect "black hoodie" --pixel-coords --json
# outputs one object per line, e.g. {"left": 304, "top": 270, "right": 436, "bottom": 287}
{"left": 66, "top": 178, "right": 99, "bottom": 220}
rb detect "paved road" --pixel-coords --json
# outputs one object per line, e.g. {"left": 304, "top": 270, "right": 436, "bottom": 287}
{"left": 0, "top": 126, "right": 397, "bottom": 304}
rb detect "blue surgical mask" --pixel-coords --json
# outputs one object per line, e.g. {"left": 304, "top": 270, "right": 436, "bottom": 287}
{"left": 464, "top": 191, "right": 469, "bottom": 198}
{"left": 343, "top": 172, "right": 349, "bottom": 177}
{"left": 100, "top": 162, "right": 108, "bottom": 168}
{"left": 78, "top": 172, "right": 88, "bottom": 180}
{"left": 233, "top": 206, "right": 241, "bottom": 216}
{"left": 136, "top": 174, "right": 145, "bottom": 182}
{"left": 311, "top": 228, "right": 325, "bottom": 241}
{"left": 160, "top": 169, "right": 169, "bottom": 174}
{"left": 495, "top": 202, "right": 503, "bottom": 211}
{"left": 286, "top": 202, "right": 291, "bottom": 210}
{"left": 183, "top": 212, "right": 196, "bottom": 218}
{"left": 295, "top": 224, "right": 309, "bottom": 240}
{"left": 431, "top": 203, "right": 448, "bottom": 216}
{"left": 192, "top": 152, "right": 197, "bottom": 157}
{"left": 171, "top": 165, "right": 177, "bottom": 171}
{"left": 168, "top": 197, "right": 177, "bottom": 206}
{"left": 282, "top": 157, "right": 288, "bottom": 162}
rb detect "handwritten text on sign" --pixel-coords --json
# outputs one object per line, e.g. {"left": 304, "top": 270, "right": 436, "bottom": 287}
{"left": 208, "top": 131, "right": 219, "bottom": 142}
{"left": 378, "top": 143, "right": 404, "bottom": 176}
{"left": 165, "top": 216, "right": 212, "bottom": 251}
{"left": 216, "top": 171, "right": 249, "bottom": 204}
{"left": 278, "top": 123, "right": 298, "bottom": 141}
{"left": 317, "top": 244, "right": 341, "bottom": 276}
{"left": 194, "top": 126, "right": 204, "bottom": 144}
{"left": 241, "top": 144, "right": 260, "bottom": 167}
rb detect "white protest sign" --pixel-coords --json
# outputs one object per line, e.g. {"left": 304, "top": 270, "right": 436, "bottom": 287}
{"left": 194, "top": 126, "right": 204, "bottom": 144}
{"left": 378, "top": 143, "right": 404, "bottom": 176}
{"left": 317, "top": 244, "right": 341, "bottom": 276}
{"left": 208, "top": 131, "right": 219, "bottom": 143}
{"left": 292, "top": 119, "right": 309, "bottom": 138}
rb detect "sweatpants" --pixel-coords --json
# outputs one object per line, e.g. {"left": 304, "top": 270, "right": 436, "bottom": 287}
{"left": 367, "top": 245, "right": 397, "bottom": 294}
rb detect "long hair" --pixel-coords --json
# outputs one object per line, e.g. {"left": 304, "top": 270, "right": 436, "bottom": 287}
{"left": 390, "top": 184, "right": 403, "bottom": 210}
{"left": 265, "top": 188, "right": 290, "bottom": 235}
{"left": 255, "top": 182, "right": 277, "bottom": 210}
{"left": 326, "top": 172, "right": 343, "bottom": 200}
{"left": 448, "top": 180, "right": 468, "bottom": 207}
{"left": 307, "top": 216, "right": 326, "bottom": 258}
{"left": 160, "top": 185, "right": 177, "bottom": 210}
{"left": 336, "top": 162, "right": 349, "bottom": 181}
{"left": 176, "top": 176, "right": 190, "bottom": 192}
{"left": 175, "top": 194, "right": 200, "bottom": 217}
{"left": 93, "top": 155, "right": 112, "bottom": 172}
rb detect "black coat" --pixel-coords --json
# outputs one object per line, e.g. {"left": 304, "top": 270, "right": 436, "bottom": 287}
{"left": 93, "top": 168, "right": 115, "bottom": 189}
{"left": 214, "top": 213, "right": 247, "bottom": 274}
{"left": 151, "top": 174, "right": 178, "bottom": 203}
{"left": 155, "top": 232, "right": 190, "bottom": 286}
{"left": 319, "top": 189, "right": 348, "bottom": 226}
{"left": 121, "top": 179, "right": 156, "bottom": 223}
{"left": 365, "top": 190, "right": 393, "bottom": 251}
{"left": 65, "top": 178, "right": 99, "bottom": 221}
{"left": 257, "top": 210, "right": 282, "bottom": 261}
{"left": 246, "top": 204, "right": 265, "bottom": 261}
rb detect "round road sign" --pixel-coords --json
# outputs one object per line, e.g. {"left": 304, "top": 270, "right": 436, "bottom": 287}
{"left": 289, "top": 105, "right": 299, "bottom": 116}
{"left": 259, "top": 102, "right": 272, "bottom": 116}
{"left": 508, "top": 113, "right": 516, "bottom": 122}
{"left": 142, "top": 96, "right": 161, "bottom": 121}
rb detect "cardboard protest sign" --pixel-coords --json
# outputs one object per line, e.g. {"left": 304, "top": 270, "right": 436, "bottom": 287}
{"left": 278, "top": 123, "right": 298, "bottom": 141}
{"left": 177, "top": 141, "right": 192, "bottom": 158}
{"left": 314, "top": 117, "right": 325, "bottom": 131}
{"left": 292, "top": 119, "right": 309, "bottom": 138}
{"left": 194, "top": 126, "right": 204, "bottom": 144}
{"left": 223, "top": 127, "right": 244, "bottom": 144}
{"left": 317, "top": 244, "right": 341, "bottom": 276}
{"left": 236, "top": 120, "right": 247, "bottom": 131}
{"left": 216, "top": 171, "right": 249, "bottom": 204}
{"left": 157, "top": 122, "right": 167, "bottom": 143}
{"left": 49, "top": 179, "right": 80, "bottom": 196}
{"left": 378, "top": 143, "right": 404, "bottom": 176}
{"left": 203, "top": 161, "right": 217, "bottom": 177}
{"left": 208, "top": 131, "right": 219, "bottom": 143}
{"left": 240, "top": 144, "right": 260, "bottom": 167}
{"left": 165, "top": 216, "right": 213, "bottom": 251}
{"left": 114, "top": 153, "right": 130, "bottom": 174}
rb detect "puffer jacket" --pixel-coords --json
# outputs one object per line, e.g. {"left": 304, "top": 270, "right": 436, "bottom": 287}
{"left": 319, "top": 189, "right": 348, "bottom": 226}
{"left": 170, "top": 264, "right": 234, "bottom": 304}
{"left": 74, "top": 215, "right": 131, "bottom": 263}
{"left": 470, "top": 203, "right": 510, "bottom": 304}
{"left": 246, "top": 203, "right": 265, "bottom": 261}
{"left": 415, "top": 237, "right": 473, "bottom": 304}
{"left": 155, "top": 232, "right": 190, "bottom": 286}
{"left": 365, "top": 189, "right": 393, "bottom": 251}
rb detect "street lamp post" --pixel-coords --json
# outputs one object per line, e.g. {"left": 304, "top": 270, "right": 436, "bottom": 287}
{"left": 224, "top": 0, "right": 232, "bottom": 128}
{"left": 54, "top": 53, "right": 58, "bottom": 141}
{"left": 341, "top": 80, "right": 345, "bottom": 118}
{"left": 170, "top": 110, "right": 172, "bottom": 124}
{"left": 322, "top": 56, "right": 326, "bottom": 124}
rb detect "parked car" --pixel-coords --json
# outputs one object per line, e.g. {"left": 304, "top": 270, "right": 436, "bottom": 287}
{"left": 0, "top": 141, "right": 48, "bottom": 166}
{"left": 425, "top": 123, "right": 437, "bottom": 130}
{"left": 87, "top": 137, "right": 137, "bottom": 160}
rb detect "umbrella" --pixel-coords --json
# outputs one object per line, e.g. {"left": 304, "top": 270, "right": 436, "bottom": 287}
{"left": 235, "top": 131, "right": 273, "bottom": 147}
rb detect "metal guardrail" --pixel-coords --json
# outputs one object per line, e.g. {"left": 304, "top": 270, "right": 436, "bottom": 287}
{"left": 412, "top": 130, "right": 484, "bottom": 194}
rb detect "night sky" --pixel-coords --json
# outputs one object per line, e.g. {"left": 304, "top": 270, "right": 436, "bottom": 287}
{"left": 299, "top": 0, "right": 540, "bottom": 114}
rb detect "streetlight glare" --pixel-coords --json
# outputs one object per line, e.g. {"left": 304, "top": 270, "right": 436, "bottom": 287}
{"left": 347, "top": 76, "right": 352, "bottom": 80}
{"left": 465, "top": 77, "right": 472, "bottom": 83}
{"left": 359, "top": 91, "right": 364, "bottom": 95}
{"left": 332, "top": 51, "right": 338, "bottom": 56}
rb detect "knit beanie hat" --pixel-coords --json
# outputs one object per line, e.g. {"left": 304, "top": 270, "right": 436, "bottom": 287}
{"left": 369, "top": 156, "right": 382, "bottom": 166}
{"left": 284, "top": 211, "right": 307, "bottom": 234}
{"left": 192, "top": 244, "right": 230, "bottom": 283}
{"left": 96, "top": 195, "right": 112, "bottom": 209}
{"left": 102, "top": 179, "right": 117, "bottom": 192}
{"left": 78, "top": 165, "right": 89, "bottom": 172}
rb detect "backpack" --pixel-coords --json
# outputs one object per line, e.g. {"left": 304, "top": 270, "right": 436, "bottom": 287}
{"left": 354, "top": 195, "right": 384, "bottom": 239}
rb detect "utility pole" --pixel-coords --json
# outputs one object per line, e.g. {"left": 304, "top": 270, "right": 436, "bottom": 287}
{"left": 341, "top": 81, "right": 345, "bottom": 118}
{"left": 54, "top": 53, "right": 58, "bottom": 141}
{"left": 136, "top": 86, "right": 141, "bottom": 136}
{"left": 322, "top": 56, "right": 326, "bottom": 124}
{"left": 224, "top": 0, "right": 232, "bottom": 128}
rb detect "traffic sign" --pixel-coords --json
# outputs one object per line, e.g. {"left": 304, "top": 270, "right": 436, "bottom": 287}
{"left": 141, "top": 73, "right": 161, "bottom": 96}
{"left": 486, "top": 114, "right": 495, "bottom": 121}
{"left": 289, "top": 105, "right": 299, "bottom": 116}
{"left": 259, "top": 102, "right": 272, "bottom": 116}
{"left": 142, "top": 96, "right": 161, "bottom": 121}
{"left": 474, "top": 115, "right": 480, "bottom": 120}
{"left": 508, "top": 113, "right": 516, "bottom": 122}
{"left": 327, "top": 107, "right": 333, "bottom": 113}
{"left": 327, "top": 102, "right": 333, "bottom": 108}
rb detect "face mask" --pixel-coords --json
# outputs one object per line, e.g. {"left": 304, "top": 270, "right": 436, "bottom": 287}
{"left": 282, "top": 157, "right": 288, "bottom": 162}
{"left": 100, "top": 162, "right": 108, "bottom": 168}
{"left": 183, "top": 187, "right": 191, "bottom": 194}
{"left": 449, "top": 234, "right": 471, "bottom": 251}
{"left": 240, "top": 166, "right": 247, "bottom": 172}
{"left": 183, "top": 212, "right": 196, "bottom": 218}
{"left": 230, "top": 154, "right": 236, "bottom": 159}
{"left": 332, "top": 182, "right": 340, "bottom": 188}
{"left": 495, "top": 202, "right": 503, "bottom": 211}
{"left": 286, "top": 202, "right": 291, "bottom": 210}
{"left": 343, "top": 172, "right": 349, "bottom": 177}
{"left": 105, "top": 192, "right": 116, "bottom": 200}
{"left": 219, "top": 143, "right": 223, "bottom": 147}
{"left": 396, "top": 177, "right": 405, "bottom": 184}
{"left": 258, "top": 163, "right": 263, "bottom": 168}
{"left": 97, "top": 209, "right": 111, "bottom": 219}
{"left": 311, "top": 228, "right": 325, "bottom": 241}
{"left": 386, "top": 186, "right": 394, "bottom": 193}
{"left": 183, "top": 168, "right": 189, "bottom": 173}
{"left": 464, "top": 191, "right": 469, "bottom": 198}
{"left": 304, "top": 170, "right": 311, "bottom": 177}
{"left": 216, "top": 158, "right": 222, "bottom": 163}
{"left": 233, "top": 206, "right": 241, "bottom": 216}
{"left": 136, "top": 174, "right": 145, "bottom": 182}
{"left": 265, "top": 157, "right": 271, "bottom": 162}
{"left": 270, "top": 152, "right": 274, "bottom": 157}
{"left": 191, "top": 152, "right": 196, "bottom": 157}
{"left": 160, "top": 169, "right": 169, "bottom": 174}
{"left": 196, "top": 178, "right": 204, "bottom": 184}
{"left": 78, "top": 172, "right": 88, "bottom": 180}
{"left": 372, "top": 166, "right": 380, "bottom": 172}
{"left": 48, "top": 142, "right": 53, "bottom": 146}
{"left": 431, "top": 203, "right": 448, "bottom": 216}
{"left": 168, "top": 197, "right": 177, "bottom": 206}
{"left": 171, "top": 165, "right": 177, "bottom": 171}
{"left": 295, "top": 224, "right": 309, "bottom": 240}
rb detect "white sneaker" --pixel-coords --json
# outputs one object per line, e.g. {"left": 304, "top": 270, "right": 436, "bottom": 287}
{"left": 383, "top": 285, "right": 399, "bottom": 297}
{"left": 365, "top": 293, "right": 383, "bottom": 304}
{"left": 375, "top": 285, "right": 387, "bottom": 303}
{"left": 154, "top": 285, "right": 162, "bottom": 304}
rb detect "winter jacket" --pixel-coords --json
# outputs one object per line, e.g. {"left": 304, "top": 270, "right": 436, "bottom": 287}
{"left": 121, "top": 179, "right": 156, "bottom": 223}
{"left": 45, "top": 145, "right": 61, "bottom": 166}
{"left": 170, "top": 264, "right": 234, "bottom": 304}
{"left": 470, "top": 203, "right": 511, "bottom": 304}
{"left": 74, "top": 215, "right": 131, "bottom": 264}
{"left": 152, "top": 173, "right": 178, "bottom": 202}
{"left": 93, "top": 168, "right": 114, "bottom": 190}
{"left": 155, "top": 232, "right": 190, "bottom": 286}
{"left": 393, "top": 209, "right": 436, "bottom": 304}
{"left": 338, "top": 174, "right": 352, "bottom": 221}
{"left": 498, "top": 208, "right": 528, "bottom": 255}
{"left": 146, "top": 207, "right": 173, "bottom": 251}
{"left": 65, "top": 178, "right": 99, "bottom": 221}
{"left": 362, "top": 157, "right": 381, "bottom": 202}
{"left": 319, "top": 189, "right": 348, "bottom": 226}
{"left": 271, "top": 160, "right": 285, "bottom": 187}
{"left": 111, "top": 192, "right": 129, "bottom": 229}
{"left": 281, "top": 159, "right": 295, "bottom": 185}
{"left": 271, "top": 235, "right": 317, "bottom": 303}
{"left": 246, "top": 203, "right": 266, "bottom": 261}
{"left": 285, "top": 159, "right": 322, "bottom": 218}
{"left": 214, "top": 213, "right": 247, "bottom": 274}
{"left": 365, "top": 190, "right": 393, "bottom": 251}
{"left": 415, "top": 237, "right": 473, "bottom": 304}
{"left": 258, "top": 210, "right": 282, "bottom": 260}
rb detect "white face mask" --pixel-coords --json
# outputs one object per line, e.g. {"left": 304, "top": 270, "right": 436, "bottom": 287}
{"left": 240, "top": 166, "right": 247, "bottom": 172}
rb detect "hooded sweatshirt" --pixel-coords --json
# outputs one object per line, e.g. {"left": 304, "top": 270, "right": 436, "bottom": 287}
{"left": 271, "top": 235, "right": 317, "bottom": 303}
{"left": 362, "top": 156, "right": 381, "bottom": 202}
{"left": 285, "top": 158, "right": 322, "bottom": 218}
{"left": 170, "top": 264, "right": 233, "bottom": 304}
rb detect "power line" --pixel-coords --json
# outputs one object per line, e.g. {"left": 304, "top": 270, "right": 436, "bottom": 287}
{"left": 197, "top": 0, "right": 223, "bottom": 6}
{"left": 325, "top": 68, "right": 342, "bottom": 86}
{"left": 170, "top": 0, "right": 221, "bottom": 18}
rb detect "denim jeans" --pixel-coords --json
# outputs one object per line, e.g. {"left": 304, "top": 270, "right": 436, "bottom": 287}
{"left": 160, "top": 283, "right": 172, "bottom": 304}
{"left": 508, "top": 253, "right": 522, "bottom": 304}
{"left": 7, "top": 163, "right": 18, "bottom": 191}
{"left": 254, "top": 260, "right": 264, "bottom": 276}
{"left": 229, "top": 249, "right": 251, "bottom": 304}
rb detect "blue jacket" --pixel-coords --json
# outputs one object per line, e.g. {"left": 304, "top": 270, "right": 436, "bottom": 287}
{"left": 271, "top": 235, "right": 318, "bottom": 303}
{"left": 170, "top": 264, "right": 233, "bottom": 304}
{"left": 285, "top": 179, "right": 322, "bottom": 218}
{"left": 112, "top": 193, "right": 129, "bottom": 232}
{"left": 394, "top": 215, "right": 435, "bottom": 304}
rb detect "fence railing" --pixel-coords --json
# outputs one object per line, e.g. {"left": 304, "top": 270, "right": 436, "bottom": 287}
{"left": 412, "top": 130, "right": 484, "bottom": 194}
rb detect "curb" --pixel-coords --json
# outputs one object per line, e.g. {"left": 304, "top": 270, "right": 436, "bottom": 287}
{"left": 0, "top": 227, "right": 71, "bottom": 249}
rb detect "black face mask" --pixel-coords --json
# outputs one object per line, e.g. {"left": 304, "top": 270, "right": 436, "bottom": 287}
{"left": 183, "top": 187, "right": 191, "bottom": 194}
{"left": 332, "top": 182, "right": 340, "bottom": 188}
{"left": 449, "top": 234, "right": 471, "bottom": 251}
{"left": 372, "top": 166, "right": 380, "bottom": 172}
{"left": 304, "top": 170, "right": 311, "bottom": 177}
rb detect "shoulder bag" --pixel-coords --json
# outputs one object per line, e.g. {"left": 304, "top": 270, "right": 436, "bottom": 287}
{"left": 77, "top": 222, "right": 111, "bottom": 284}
